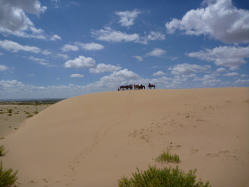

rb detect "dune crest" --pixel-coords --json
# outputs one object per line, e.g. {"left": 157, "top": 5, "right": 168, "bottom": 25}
{"left": 2, "top": 88, "right": 249, "bottom": 187}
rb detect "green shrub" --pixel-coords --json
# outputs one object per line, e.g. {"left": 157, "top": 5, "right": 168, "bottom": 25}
{"left": 155, "top": 150, "right": 180, "bottom": 163}
{"left": 0, "top": 161, "right": 18, "bottom": 187}
{"left": 26, "top": 114, "right": 33, "bottom": 118}
{"left": 118, "top": 166, "right": 211, "bottom": 187}
{"left": 0, "top": 145, "right": 7, "bottom": 157}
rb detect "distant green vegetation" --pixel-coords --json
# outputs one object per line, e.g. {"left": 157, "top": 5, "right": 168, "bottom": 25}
{"left": 0, "top": 161, "right": 18, "bottom": 187}
{"left": 118, "top": 166, "right": 211, "bottom": 187}
{"left": 155, "top": 150, "right": 180, "bottom": 163}
{"left": 0, "top": 99, "right": 64, "bottom": 106}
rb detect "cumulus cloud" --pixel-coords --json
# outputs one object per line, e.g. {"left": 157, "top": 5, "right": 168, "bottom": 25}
{"left": 50, "top": 34, "right": 61, "bottom": 41}
{"left": 92, "top": 27, "right": 139, "bottom": 43}
{"left": 61, "top": 44, "right": 79, "bottom": 52}
{"left": 99, "top": 69, "right": 140, "bottom": 86}
{"left": 62, "top": 42, "right": 104, "bottom": 52}
{"left": 216, "top": 67, "right": 227, "bottom": 72}
{"left": 0, "top": 0, "right": 47, "bottom": 39}
{"left": 235, "top": 79, "right": 249, "bottom": 84}
{"left": 75, "top": 42, "right": 104, "bottom": 51}
{"left": 169, "top": 63, "right": 211, "bottom": 75}
{"left": 224, "top": 72, "right": 239, "bottom": 76}
{"left": 89, "top": 63, "right": 121, "bottom": 74}
{"left": 70, "top": 73, "right": 84, "bottom": 78}
{"left": 28, "top": 56, "right": 55, "bottom": 67}
{"left": 153, "top": 71, "right": 166, "bottom": 76}
{"left": 196, "top": 74, "right": 221, "bottom": 86}
{"left": 82, "top": 69, "right": 141, "bottom": 93}
{"left": 0, "top": 80, "right": 25, "bottom": 88}
{"left": 147, "top": 31, "right": 166, "bottom": 41}
{"left": 115, "top": 9, "right": 141, "bottom": 27}
{"left": 188, "top": 45, "right": 249, "bottom": 70}
{"left": 0, "top": 40, "right": 41, "bottom": 53}
{"left": 134, "top": 56, "right": 143, "bottom": 61}
{"left": 165, "top": 0, "right": 249, "bottom": 43}
{"left": 57, "top": 53, "right": 69, "bottom": 60}
{"left": 0, "top": 64, "right": 8, "bottom": 71}
{"left": 147, "top": 48, "right": 166, "bottom": 57}
{"left": 64, "top": 56, "right": 96, "bottom": 68}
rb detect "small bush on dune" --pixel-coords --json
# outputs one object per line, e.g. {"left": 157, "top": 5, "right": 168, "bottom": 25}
{"left": 155, "top": 150, "right": 180, "bottom": 163}
{"left": 0, "top": 145, "right": 7, "bottom": 157}
{"left": 0, "top": 161, "right": 18, "bottom": 187}
{"left": 118, "top": 166, "right": 211, "bottom": 187}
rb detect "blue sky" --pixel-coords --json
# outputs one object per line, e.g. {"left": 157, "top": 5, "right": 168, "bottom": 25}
{"left": 0, "top": 0, "right": 249, "bottom": 99}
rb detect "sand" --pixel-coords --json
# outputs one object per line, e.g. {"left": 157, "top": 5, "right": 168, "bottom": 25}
{"left": 0, "top": 104, "right": 50, "bottom": 138}
{"left": 1, "top": 88, "right": 249, "bottom": 187}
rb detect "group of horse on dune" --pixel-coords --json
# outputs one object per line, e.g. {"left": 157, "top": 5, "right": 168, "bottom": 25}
{"left": 118, "top": 83, "right": 156, "bottom": 91}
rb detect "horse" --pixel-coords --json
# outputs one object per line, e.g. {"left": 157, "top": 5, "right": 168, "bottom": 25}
{"left": 134, "top": 84, "right": 145, "bottom": 90}
{"left": 148, "top": 83, "right": 156, "bottom": 89}
{"left": 119, "top": 84, "right": 133, "bottom": 90}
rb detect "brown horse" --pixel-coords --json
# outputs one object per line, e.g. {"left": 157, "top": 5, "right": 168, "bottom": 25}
{"left": 119, "top": 84, "right": 133, "bottom": 90}
{"left": 134, "top": 84, "right": 145, "bottom": 90}
{"left": 148, "top": 83, "right": 156, "bottom": 89}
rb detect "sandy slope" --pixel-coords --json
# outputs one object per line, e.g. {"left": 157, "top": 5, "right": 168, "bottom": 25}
{"left": 0, "top": 104, "right": 49, "bottom": 138}
{"left": 1, "top": 88, "right": 249, "bottom": 187}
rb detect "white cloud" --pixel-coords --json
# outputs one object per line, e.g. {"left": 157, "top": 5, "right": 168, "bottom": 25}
{"left": 197, "top": 74, "right": 221, "bottom": 86}
{"left": 50, "top": 34, "right": 62, "bottom": 41}
{"left": 169, "top": 63, "right": 211, "bottom": 75}
{"left": 138, "top": 31, "right": 166, "bottom": 44}
{"left": 92, "top": 28, "right": 165, "bottom": 44}
{"left": 62, "top": 42, "right": 104, "bottom": 52}
{"left": 235, "top": 79, "right": 249, "bottom": 84}
{"left": 153, "top": 71, "right": 166, "bottom": 76}
{"left": 0, "top": 0, "right": 47, "bottom": 39}
{"left": 165, "top": 0, "right": 249, "bottom": 43}
{"left": 0, "top": 79, "right": 21, "bottom": 86}
{"left": 75, "top": 42, "right": 104, "bottom": 51}
{"left": 64, "top": 55, "right": 96, "bottom": 68}
{"left": 50, "top": 0, "right": 61, "bottom": 8}
{"left": 115, "top": 9, "right": 141, "bottom": 27}
{"left": 188, "top": 45, "right": 249, "bottom": 70}
{"left": 92, "top": 27, "right": 139, "bottom": 43}
{"left": 89, "top": 63, "right": 121, "bottom": 74}
{"left": 42, "top": 50, "right": 52, "bottom": 56}
{"left": 28, "top": 56, "right": 55, "bottom": 67}
{"left": 61, "top": 44, "right": 79, "bottom": 52}
{"left": 147, "top": 48, "right": 166, "bottom": 57}
{"left": 0, "top": 40, "right": 41, "bottom": 53}
{"left": 0, "top": 65, "right": 8, "bottom": 71}
{"left": 216, "top": 67, "right": 227, "bottom": 72}
{"left": 95, "top": 69, "right": 140, "bottom": 88}
{"left": 147, "top": 31, "right": 166, "bottom": 41}
{"left": 224, "top": 72, "right": 239, "bottom": 76}
{"left": 134, "top": 56, "right": 143, "bottom": 61}
{"left": 81, "top": 69, "right": 141, "bottom": 93}
{"left": 57, "top": 53, "right": 69, "bottom": 60}
{"left": 70, "top": 74, "right": 84, "bottom": 78}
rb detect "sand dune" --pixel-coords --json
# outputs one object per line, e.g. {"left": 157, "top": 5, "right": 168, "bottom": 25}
{"left": 1, "top": 88, "right": 249, "bottom": 187}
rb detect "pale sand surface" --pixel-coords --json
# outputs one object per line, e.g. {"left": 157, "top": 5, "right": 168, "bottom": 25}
{"left": 0, "top": 104, "right": 50, "bottom": 138}
{"left": 1, "top": 88, "right": 249, "bottom": 187}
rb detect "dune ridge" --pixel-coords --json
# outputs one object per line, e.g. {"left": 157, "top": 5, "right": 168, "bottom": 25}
{"left": 1, "top": 88, "right": 249, "bottom": 187}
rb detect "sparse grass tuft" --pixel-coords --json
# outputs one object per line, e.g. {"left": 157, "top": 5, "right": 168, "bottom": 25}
{"left": 155, "top": 150, "right": 180, "bottom": 163}
{"left": 0, "top": 161, "right": 18, "bottom": 187}
{"left": 0, "top": 145, "right": 7, "bottom": 157}
{"left": 118, "top": 166, "right": 211, "bottom": 187}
